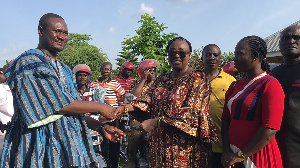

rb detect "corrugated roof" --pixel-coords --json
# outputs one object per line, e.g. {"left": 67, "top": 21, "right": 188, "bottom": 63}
{"left": 264, "top": 20, "right": 300, "bottom": 52}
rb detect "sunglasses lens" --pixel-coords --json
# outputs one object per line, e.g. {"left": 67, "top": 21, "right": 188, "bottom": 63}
{"left": 168, "top": 51, "right": 189, "bottom": 58}
{"left": 178, "top": 51, "right": 186, "bottom": 57}
{"left": 168, "top": 51, "right": 176, "bottom": 57}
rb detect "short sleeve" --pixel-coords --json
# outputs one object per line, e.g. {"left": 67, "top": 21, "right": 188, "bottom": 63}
{"left": 261, "top": 79, "right": 285, "bottom": 130}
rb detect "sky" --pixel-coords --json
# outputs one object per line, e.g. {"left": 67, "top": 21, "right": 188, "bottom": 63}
{"left": 1, "top": 0, "right": 300, "bottom": 69}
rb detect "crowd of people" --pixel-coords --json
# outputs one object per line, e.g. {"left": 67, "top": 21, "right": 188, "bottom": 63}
{"left": 0, "top": 12, "right": 300, "bottom": 168}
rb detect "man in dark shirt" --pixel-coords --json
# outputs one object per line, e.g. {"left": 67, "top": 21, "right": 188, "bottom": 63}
{"left": 273, "top": 24, "right": 300, "bottom": 168}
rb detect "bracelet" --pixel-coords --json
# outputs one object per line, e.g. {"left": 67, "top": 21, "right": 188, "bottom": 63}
{"left": 124, "top": 106, "right": 128, "bottom": 114}
{"left": 157, "top": 118, "right": 161, "bottom": 129}
{"left": 237, "top": 150, "right": 245, "bottom": 160}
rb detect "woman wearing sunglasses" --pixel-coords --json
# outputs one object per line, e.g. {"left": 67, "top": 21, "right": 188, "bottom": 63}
{"left": 115, "top": 36, "right": 218, "bottom": 167}
{"left": 221, "top": 36, "right": 284, "bottom": 168}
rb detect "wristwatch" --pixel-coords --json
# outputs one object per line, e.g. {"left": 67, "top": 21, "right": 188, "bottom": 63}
{"left": 237, "top": 150, "right": 245, "bottom": 160}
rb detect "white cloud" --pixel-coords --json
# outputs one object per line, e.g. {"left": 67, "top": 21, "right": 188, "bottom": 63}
{"left": 109, "top": 27, "right": 115, "bottom": 33}
{"left": 139, "top": 3, "right": 154, "bottom": 15}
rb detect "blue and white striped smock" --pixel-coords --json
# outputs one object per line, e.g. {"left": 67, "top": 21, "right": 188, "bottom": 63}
{"left": 1, "top": 49, "right": 97, "bottom": 167}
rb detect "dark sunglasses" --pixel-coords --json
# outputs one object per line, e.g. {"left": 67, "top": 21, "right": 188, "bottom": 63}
{"left": 167, "top": 50, "right": 190, "bottom": 58}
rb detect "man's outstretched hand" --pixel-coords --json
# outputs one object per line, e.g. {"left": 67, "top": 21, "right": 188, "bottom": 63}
{"left": 103, "top": 125, "right": 125, "bottom": 143}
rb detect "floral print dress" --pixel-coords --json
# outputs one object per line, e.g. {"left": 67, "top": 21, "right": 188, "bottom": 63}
{"left": 131, "top": 70, "right": 218, "bottom": 168}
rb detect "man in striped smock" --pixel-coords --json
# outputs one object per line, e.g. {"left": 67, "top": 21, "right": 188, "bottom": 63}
{"left": 1, "top": 13, "right": 124, "bottom": 168}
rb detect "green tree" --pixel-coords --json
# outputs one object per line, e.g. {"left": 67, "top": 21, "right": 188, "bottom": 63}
{"left": 115, "top": 13, "right": 178, "bottom": 79}
{"left": 189, "top": 47, "right": 234, "bottom": 70}
{"left": 220, "top": 51, "right": 234, "bottom": 67}
{"left": 189, "top": 47, "right": 204, "bottom": 70}
{"left": 58, "top": 33, "right": 108, "bottom": 81}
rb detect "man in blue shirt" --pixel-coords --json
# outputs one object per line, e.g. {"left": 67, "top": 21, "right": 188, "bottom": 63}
{"left": 1, "top": 13, "right": 124, "bottom": 168}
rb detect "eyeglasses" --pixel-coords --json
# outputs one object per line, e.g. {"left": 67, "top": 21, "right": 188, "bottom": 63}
{"left": 167, "top": 50, "right": 190, "bottom": 58}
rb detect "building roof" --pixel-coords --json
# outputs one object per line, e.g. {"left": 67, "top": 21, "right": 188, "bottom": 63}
{"left": 264, "top": 20, "right": 300, "bottom": 53}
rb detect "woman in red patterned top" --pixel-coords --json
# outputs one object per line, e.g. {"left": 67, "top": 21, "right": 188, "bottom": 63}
{"left": 221, "top": 36, "right": 285, "bottom": 168}
{"left": 115, "top": 37, "right": 218, "bottom": 167}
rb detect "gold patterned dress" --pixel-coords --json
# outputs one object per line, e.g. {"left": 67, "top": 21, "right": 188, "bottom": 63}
{"left": 131, "top": 70, "right": 218, "bottom": 168}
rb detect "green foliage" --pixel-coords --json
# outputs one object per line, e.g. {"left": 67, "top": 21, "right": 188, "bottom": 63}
{"left": 115, "top": 13, "right": 178, "bottom": 79}
{"left": 58, "top": 33, "right": 108, "bottom": 81}
{"left": 220, "top": 51, "right": 234, "bottom": 67}
{"left": 189, "top": 47, "right": 204, "bottom": 70}
{"left": 189, "top": 47, "right": 234, "bottom": 70}
{"left": 2, "top": 60, "right": 9, "bottom": 70}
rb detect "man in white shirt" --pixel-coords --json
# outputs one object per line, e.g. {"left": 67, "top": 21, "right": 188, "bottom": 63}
{"left": 0, "top": 67, "right": 14, "bottom": 155}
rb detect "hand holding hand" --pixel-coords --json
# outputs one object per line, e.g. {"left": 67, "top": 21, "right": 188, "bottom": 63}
{"left": 112, "top": 105, "right": 126, "bottom": 120}
{"left": 103, "top": 106, "right": 116, "bottom": 121}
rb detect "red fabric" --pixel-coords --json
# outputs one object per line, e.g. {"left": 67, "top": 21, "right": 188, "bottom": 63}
{"left": 222, "top": 72, "right": 284, "bottom": 168}
{"left": 113, "top": 75, "right": 136, "bottom": 103}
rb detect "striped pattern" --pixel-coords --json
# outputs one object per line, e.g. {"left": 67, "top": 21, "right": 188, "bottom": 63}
{"left": 113, "top": 75, "right": 136, "bottom": 103}
{"left": 92, "top": 80, "right": 125, "bottom": 107}
{"left": 2, "top": 49, "right": 97, "bottom": 167}
{"left": 92, "top": 80, "right": 125, "bottom": 123}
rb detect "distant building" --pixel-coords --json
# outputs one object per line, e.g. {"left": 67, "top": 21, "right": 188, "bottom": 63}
{"left": 264, "top": 20, "right": 300, "bottom": 63}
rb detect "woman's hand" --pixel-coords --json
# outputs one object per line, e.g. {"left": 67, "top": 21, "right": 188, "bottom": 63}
{"left": 140, "top": 118, "right": 158, "bottom": 133}
{"left": 221, "top": 152, "right": 244, "bottom": 168}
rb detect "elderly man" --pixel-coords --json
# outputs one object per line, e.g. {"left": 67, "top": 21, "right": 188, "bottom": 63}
{"left": 1, "top": 13, "right": 124, "bottom": 167}
{"left": 273, "top": 24, "right": 300, "bottom": 168}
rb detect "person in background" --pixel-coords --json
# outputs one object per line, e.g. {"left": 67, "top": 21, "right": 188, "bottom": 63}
{"left": 0, "top": 68, "right": 14, "bottom": 156}
{"left": 92, "top": 62, "right": 126, "bottom": 168}
{"left": 221, "top": 35, "right": 284, "bottom": 168}
{"left": 1, "top": 13, "right": 124, "bottom": 167}
{"left": 125, "top": 59, "right": 159, "bottom": 168}
{"left": 222, "top": 61, "right": 243, "bottom": 80}
{"left": 202, "top": 44, "right": 236, "bottom": 168}
{"left": 273, "top": 24, "right": 300, "bottom": 168}
{"left": 113, "top": 61, "right": 136, "bottom": 104}
{"left": 115, "top": 37, "right": 218, "bottom": 167}
{"left": 73, "top": 63, "right": 109, "bottom": 167}
{"left": 73, "top": 64, "right": 94, "bottom": 101}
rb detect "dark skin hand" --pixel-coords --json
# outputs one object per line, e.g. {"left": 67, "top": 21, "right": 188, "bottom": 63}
{"left": 84, "top": 116, "right": 125, "bottom": 143}
{"left": 114, "top": 104, "right": 159, "bottom": 133}
{"left": 221, "top": 120, "right": 278, "bottom": 168}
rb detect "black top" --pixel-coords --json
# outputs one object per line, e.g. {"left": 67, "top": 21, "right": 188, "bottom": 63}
{"left": 272, "top": 61, "right": 300, "bottom": 168}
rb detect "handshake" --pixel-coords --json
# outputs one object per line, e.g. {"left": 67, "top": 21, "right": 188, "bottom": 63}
{"left": 105, "top": 104, "right": 130, "bottom": 121}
